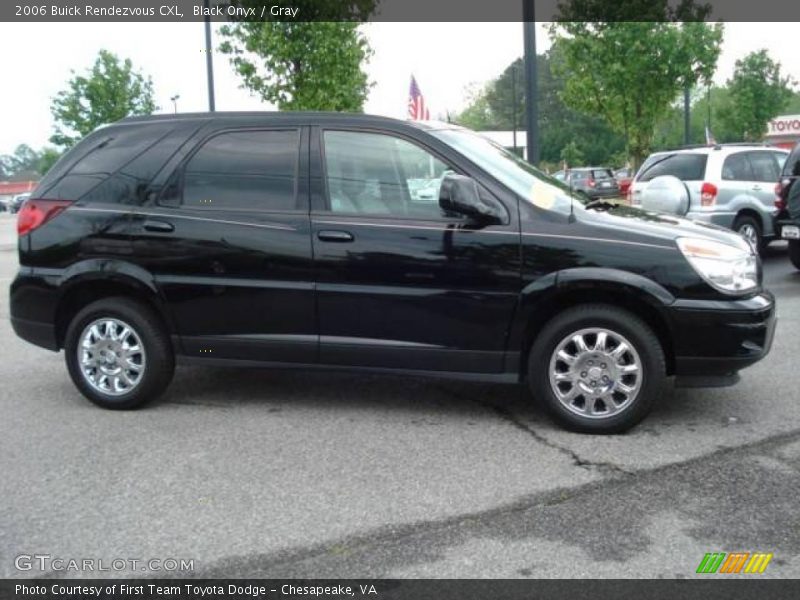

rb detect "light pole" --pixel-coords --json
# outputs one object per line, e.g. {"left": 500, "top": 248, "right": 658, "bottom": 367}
{"left": 170, "top": 94, "right": 180, "bottom": 114}
{"left": 204, "top": 0, "right": 216, "bottom": 112}
{"left": 523, "top": 1, "right": 539, "bottom": 165}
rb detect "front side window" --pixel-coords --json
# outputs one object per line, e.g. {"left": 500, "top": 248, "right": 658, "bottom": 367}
{"left": 182, "top": 129, "right": 299, "bottom": 211}
{"left": 323, "top": 130, "right": 453, "bottom": 218}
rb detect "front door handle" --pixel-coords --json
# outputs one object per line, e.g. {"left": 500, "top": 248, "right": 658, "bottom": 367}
{"left": 143, "top": 219, "right": 174, "bottom": 233}
{"left": 317, "top": 230, "right": 354, "bottom": 243}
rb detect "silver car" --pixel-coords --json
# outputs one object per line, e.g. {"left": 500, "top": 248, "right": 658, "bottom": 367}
{"left": 629, "top": 144, "right": 788, "bottom": 252}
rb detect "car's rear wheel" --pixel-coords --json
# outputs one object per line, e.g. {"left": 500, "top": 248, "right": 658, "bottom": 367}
{"left": 733, "top": 215, "right": 764, "bottom": 255}
{"left": 64, "top": 297, "right": 174, "bottom": 409}
{"left": 528, "top": 304, "right": 666, "bottom": 434}
{"left": 789, "top": 240, "right": 800, "bottom": 271}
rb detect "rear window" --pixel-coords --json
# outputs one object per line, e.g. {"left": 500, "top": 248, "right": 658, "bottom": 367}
{"left": 591, "top": 169, "right": 614, "bottom": 180}
{"left": 637, "top": 153, "right": 708, "bottom": 183}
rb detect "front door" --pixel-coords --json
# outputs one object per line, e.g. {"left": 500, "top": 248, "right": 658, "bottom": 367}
{"left": 311, "top": 127, "right": 521, "bottom": 373}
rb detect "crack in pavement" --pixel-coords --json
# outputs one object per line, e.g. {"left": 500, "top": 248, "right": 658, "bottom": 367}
{"left": 434, "top": 384, "right": 632, "bottom": 476}
{"left": 194, "top": 426, "right": 800, "bottom": 578}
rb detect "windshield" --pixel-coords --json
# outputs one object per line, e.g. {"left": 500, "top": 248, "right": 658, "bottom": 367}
{"left": 432, "top": 129, "right": 585, "bottom": 213}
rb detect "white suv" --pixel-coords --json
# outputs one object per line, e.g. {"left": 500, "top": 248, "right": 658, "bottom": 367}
{"left": 629, "top": 144, "right": 788, "bottom": 252}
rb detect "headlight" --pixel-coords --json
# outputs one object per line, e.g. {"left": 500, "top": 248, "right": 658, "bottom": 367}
{"left": 676, "top": 237, "right": 758, "bottom": 293}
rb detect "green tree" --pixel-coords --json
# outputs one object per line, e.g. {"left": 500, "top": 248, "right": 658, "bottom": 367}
{"left": 0, "top": 144, "right": 62, "bottom": 178}
{"left": 720, "top": 50, "right": 795, "bottom": 142}
{"left": 220, "top": 2, "right": 375, "bottom": 111}
{"left": 452, "top": 50, "right": 625, "bottom": 166}
{"left": 550, "top": 1, "right": 723, "bottom": 166}
{"left": 560, "top": 141, "right": 584, "bottom": 167}
{"left": 50, "top": 49, "right": 156, "bottom": 148}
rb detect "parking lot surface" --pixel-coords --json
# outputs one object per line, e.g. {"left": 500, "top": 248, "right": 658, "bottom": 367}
{"left": 1, "top": 211, "right": 798, "bottom": 578}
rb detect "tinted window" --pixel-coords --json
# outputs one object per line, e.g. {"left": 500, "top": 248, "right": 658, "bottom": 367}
{"left": 721, "top": 153, "right": 754, "bottom": 181}
{"left": 38, "top": 123, "right": 173, "bottom": 200}
{"left": 638, "top": 153, "right": 707, "bottom": 182}
{"left": 591, "top": 169, "right": 614, "bottom": 180}
{"left": 747, "top": 152, "right": 780, "bottom": 183}
{"left": 182, "top": 130, "right": 299, "bottom": 211}
{"left": 782, "top": 144, "right": 800, "bottom": 177}
{"left": 323, "top": 130, "right": 453, "bottom": 218}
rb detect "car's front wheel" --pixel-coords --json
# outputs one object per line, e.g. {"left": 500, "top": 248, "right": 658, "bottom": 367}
{"left": 528, "top": 304, "right": 666, "bottom": 434}
{"left": 64, "top": 297, "right": 174, "bottom": 409}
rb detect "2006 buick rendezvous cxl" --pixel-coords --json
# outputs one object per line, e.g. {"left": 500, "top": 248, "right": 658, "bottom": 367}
{"left": 10, "top": 113, "right": 776, "bottom": 433}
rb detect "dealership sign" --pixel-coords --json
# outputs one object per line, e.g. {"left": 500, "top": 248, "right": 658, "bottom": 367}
{"left": 767, "top": 115, "right": 800, "bottom": 137}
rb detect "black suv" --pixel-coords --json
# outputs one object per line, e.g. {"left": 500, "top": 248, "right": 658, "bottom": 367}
{"left": 10, "top": 113, "right": 776, "bottom": 433}
{"left": 775, "top": 141, "right": 800, "bottom": 269}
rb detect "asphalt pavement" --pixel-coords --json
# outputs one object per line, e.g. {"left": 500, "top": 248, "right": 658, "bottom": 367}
{"left": 0, "top": 211, "right": 798, "bottom": 579}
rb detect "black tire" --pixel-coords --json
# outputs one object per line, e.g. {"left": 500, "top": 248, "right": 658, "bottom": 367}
{"left": 64, "top": 297, "right": 174, "bottom": 409}
{"left": 733, "top": 214, "right": 764, "bottom": 255}
{"left": 528, "top": 304, "right": 666, "bottom": 434}
{"left": 789, "top": 240, "right": 800, "bottom": 271}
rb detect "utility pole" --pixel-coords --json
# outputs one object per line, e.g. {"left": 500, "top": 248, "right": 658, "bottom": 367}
{"left": 170, "top": 94, "right": 180, "bottom": 114}
{"left": 511, "top": 62, "right": 518, "bottom": 153}
{"left": 523, "top": 1, "right": 538, "bottom": 165}
{"left": 684, "top": 86, "right": 691, "bottom": 145}
{"left": 204, "top": 0, "right": 216, "bottom": 112}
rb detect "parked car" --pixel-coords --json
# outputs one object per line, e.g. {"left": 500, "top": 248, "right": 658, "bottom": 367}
{"left": 10, "top": 113, "right": 775, "bottom": 433}
{"left": 614, "top": 167, "right": 634, "bottom": 197}
{"left": 562, "top": 167, "right": 621, "bottom": 201}
{"left": 9, "top": 193, "right": 31, "bottom": 214}
{"left": 629, "top": 144, "right": 789, "bottom": 253}
{"left": 774, "top": 141, "right": 800, "bottom": 269}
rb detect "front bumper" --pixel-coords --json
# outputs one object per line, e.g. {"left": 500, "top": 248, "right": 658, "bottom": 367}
{"left": 668, "top": 291, "right": 776, "bottom": 387}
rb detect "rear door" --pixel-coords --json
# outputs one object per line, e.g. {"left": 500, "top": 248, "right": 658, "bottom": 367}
{"left": 128, "top": 125, "right": 316, "bottom": 363}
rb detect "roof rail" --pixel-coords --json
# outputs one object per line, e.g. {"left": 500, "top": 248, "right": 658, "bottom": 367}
{"left": 660, "top": 142, "right": 776, "bottom": 152}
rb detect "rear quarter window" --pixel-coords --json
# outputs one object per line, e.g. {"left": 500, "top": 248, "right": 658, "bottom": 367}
{"left": 637, "top": 153, "right": 708, "bottom": 182}
{"left": 37, "top": 122, "right": 197, "bottom": 204}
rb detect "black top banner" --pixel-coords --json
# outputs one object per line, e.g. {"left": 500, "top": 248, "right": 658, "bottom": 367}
{"left": 2, "top": 0, "right": 800, "bottom": 22}
{"left": 2, "top": 579, "right": 800, "bottom": 600}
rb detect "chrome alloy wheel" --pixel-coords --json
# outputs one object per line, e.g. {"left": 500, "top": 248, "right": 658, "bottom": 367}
{"left": 548, "top": 328, "right": 642, "bottom": 419}
{"left": 738, "top": 223, "right": 759, "bottom": 249}
{"left": 78, "top": 318, "right": 146, "bottom": 396}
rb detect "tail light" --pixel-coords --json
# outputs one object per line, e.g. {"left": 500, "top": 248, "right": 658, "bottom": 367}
{"left": 587, "top": 178, "right": 596, "bottom": 188}
{"left": 700, "top": 182, "right": 717, "bottom": 207}
{"left": 775, "top": 181, "right": 787, "bottom": 211}
{"left": 17, "top": 199, "right": 72, "bottom": 236}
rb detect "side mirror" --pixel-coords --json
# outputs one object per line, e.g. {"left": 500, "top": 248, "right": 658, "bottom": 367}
{"left": 439, "top": 174, "right": 506, "bottom": 224}
{"left": 641, "top": 175, "right": 690, "bottom": 216}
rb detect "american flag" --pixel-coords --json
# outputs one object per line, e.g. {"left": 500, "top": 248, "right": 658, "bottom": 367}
{"left": 408, "top": 75, "right": 430, "bottom": 121}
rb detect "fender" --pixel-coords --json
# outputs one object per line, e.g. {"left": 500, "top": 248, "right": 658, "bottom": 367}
{"left": 506, "top": 267, "right": 675, "bottom": 361}
{"left": 55, "top": 258, "right": 177, "bottom": 335}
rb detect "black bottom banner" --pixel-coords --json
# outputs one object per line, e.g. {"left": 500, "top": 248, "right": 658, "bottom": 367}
{"left": 2, "top": 579, "right": 799, "bottom": 600}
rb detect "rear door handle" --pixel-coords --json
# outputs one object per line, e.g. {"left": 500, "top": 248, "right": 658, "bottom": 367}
{"left": 752, "top": 185, "right": 762, "bottom": 192}
{"left": 143, "top": 219, "right": 174, "bottom": 233}
{"left": 317, "top": 230, "right": 354, "bottom": 243}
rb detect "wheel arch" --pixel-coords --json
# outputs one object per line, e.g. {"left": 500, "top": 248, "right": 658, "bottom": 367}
{"left": 511, "top": 269, "right": 676, "bottom": 379}
{"left": 54, "top": 261, "right": 175, "bottom": 350}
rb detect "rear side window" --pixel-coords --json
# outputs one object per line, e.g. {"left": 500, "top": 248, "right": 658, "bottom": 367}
{"left": 637, "top": 153, "right": 707, "bottom": 182}
{"left": 747, "top": 152, "right": 780, "bottom": 183}
{"left": 721, "top": 153, "right": 754, "bottom": 181}
{"left": 38, "top": 123, "right": 178, "bottom": 202}
{"left": 182, "top": 129, "right": 299, "bottom": 211}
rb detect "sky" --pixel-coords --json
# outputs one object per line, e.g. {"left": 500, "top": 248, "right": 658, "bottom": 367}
{"left": 0, "top": 22, "right": 798, "bottom": 155}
